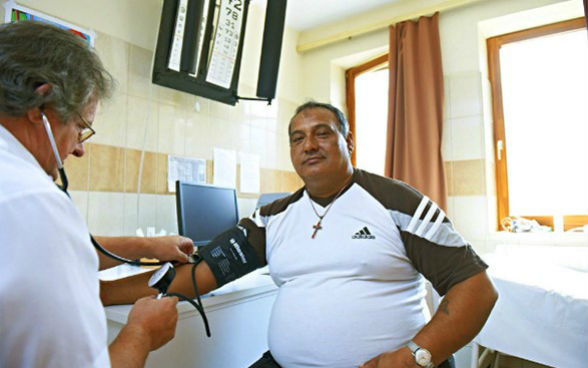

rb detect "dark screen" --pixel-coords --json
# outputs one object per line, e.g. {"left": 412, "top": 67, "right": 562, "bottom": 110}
{"left": 176, "top": 181, "right": 239, "bottom": 246}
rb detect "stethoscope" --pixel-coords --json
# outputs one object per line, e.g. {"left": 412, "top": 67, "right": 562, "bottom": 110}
{"left": 41, "top": 111, "right": 210, "bottom": 336}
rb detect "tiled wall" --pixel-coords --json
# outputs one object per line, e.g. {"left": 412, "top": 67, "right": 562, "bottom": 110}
{"left": 442, "top": 71, "right": 491, "bottom": 250}
{"left": 67, "top": 31, "right": 303, "bottom": 236}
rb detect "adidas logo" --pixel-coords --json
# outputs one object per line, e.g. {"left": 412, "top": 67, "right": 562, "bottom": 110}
{"left": 352, "top": 226, "right": 375, "bottom": 239}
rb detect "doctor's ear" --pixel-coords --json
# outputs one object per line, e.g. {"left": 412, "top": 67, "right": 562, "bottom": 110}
{"left": 26, "top": 83, "right": 53, "bottom": 124}
{"left": 34, "top": 83, "right": 52, "bottom": 97}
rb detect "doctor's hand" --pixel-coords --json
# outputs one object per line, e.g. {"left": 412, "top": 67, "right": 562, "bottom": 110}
{"left": 126, "top": 295, "right": 179, "bottom": 351}
{"left": 146, "top": 235, "right": 194, "bottom": 264}
{"left": 360, "top": 348, "right": 418, "bottom": 368}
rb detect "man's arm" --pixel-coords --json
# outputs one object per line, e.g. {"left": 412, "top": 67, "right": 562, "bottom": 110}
{"left": 94, "top": 235, "right": 194, "bottom": 270}
{"left": 101, "top": 261, "right": 218, "bottom": 306}
{"left": 361, "top": 271, "right": 498, "bottom": 368}
{"left": 101, "top": 221, "right": 266, "bottom": 305}
{"left": 109, "top": 296, "right": 179, "bottom": 368}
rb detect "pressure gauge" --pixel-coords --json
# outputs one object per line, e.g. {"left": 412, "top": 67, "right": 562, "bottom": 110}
{"left": 148, "top": 262, "right": 176, "bottom": 298}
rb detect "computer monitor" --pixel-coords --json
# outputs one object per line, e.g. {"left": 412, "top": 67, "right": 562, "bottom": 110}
{"left": 176, "top": 181, "right": 239, "bottom": 247}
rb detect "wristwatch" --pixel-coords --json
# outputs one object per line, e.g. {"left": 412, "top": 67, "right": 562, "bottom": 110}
{"left": 407, "top": 340, "right": 434, "bottom": 368}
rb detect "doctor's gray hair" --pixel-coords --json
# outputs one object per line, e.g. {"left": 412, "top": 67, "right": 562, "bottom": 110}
{"left": 0, "top": 21, "right": 114, "bottom": 120}
{"left": 289, "top": 101, "right": 349, "bottom": 137}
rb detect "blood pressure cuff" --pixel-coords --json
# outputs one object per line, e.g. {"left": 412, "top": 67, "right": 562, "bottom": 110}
{"left": 198, "top": 226, "right": 262, "bottom": 287}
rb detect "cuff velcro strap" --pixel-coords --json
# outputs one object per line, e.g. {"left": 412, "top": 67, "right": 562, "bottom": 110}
{"left": 198, "top": 226, "right": 261, "bottom": 287}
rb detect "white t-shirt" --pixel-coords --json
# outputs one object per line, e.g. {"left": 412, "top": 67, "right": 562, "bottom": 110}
{"left": 231, "top": 169, "right": 487, "bottom": 368}
{"left": 0, "top": 125, "right": 110, "bottom": 367}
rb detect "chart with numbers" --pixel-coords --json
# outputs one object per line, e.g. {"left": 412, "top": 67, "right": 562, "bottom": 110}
{"left": 206, "top": 0, "right": 244, "bottom": 88}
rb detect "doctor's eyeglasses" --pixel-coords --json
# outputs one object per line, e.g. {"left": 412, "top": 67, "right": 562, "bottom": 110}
{"left": 76, "top": 112, "right": 95, "bottom": 143}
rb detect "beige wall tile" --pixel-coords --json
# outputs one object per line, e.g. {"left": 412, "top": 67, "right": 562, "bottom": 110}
{"left": 94, "top": 32, "right": 129, "bottom": 95}
{"left": 250, "top": 126, "right": 267, "bottom": 162}
{"left": 154, "top": 152, "right": 168, "bottom": 194}
{"left": 450, "top": 115, "right": 485, "bottom": 161}
{"left": 126, "top": 95, "right": 159, "bottom": 152}
{"left": 124, "top": 148, "right": 141, "bottom": 193}
{"left": 122, "top": 193, "right": 140, "bottom": 235}
{"left": 136, "top": 194, "right": 158, "bottom": 233}
{"left": 260, "top": 168, "right": 279, "bottom": 193}
{"left": 89, "top": 144, "right": 124, "bottom": 192}
{"left": 237, "top": 197, "right": 258, "bottom": 218}
{"left": 155, "top": 194, "right": 178, "bottom": 235}
{"left": 124, "top": 149, "right": 167, "bottom": 194}
{"left": 64, "top": 143, "right": 90, "bottom": 191}
{"left": 444, "top": 161, "right": 454, "bottom": 196}
{"left": 448, "top": 72, "right": 483, "bottom": 119}
{"left": 127, "top": 44, "right": 153, "bottom": 99}
{"left": 87, "top": 191, "right": 124, "bottom": 236}
{"left": 450, "top": 195, "right": 489, "bottom": 245}
{"left": 282, "top": 170, "right": 303, "bottom": 193}
{"left": 452, "top": 159, "right": 485, "bottom": 196}
{"left": 155, "top": 84, "right": 183, "bottom": 106}
{"left": 264, "top": 131, "right": 278, "bottom": 169}
{"left": 441, "top": 116, "right": 453, "bottom": 161}
{"left": 94, "top": 94, "right": 127, "bottom": 147}
{"left": 184, "top": 115, "right": 212, "bottom": 159}
{"left": 69, "top": 190, "right": 89, "bottom": 223}
{"left": 158, "top": 103, "right": 186, "bottom": 156}
{"left": 238, "top": 122, "right": 252, "bottom": 153}
{"left": 209, "top": 100, "right": 232, "bottom": 119}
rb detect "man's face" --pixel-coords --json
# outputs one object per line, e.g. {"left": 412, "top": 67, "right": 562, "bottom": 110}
{"left": 41, "top": 99, "right": 97, "bottom": 180}
{"left": 289, "top": 107, "right": 353, "bottom": 183}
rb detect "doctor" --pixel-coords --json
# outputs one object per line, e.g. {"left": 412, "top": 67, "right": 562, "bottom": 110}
{"left": 0, "top": 21, "right": 183, "bottom": 367}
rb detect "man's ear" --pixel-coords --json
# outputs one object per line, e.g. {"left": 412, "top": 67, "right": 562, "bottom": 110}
{"left": 346, "top": 131, "right": 354, "bottom": 154}
{"left": 26, "top": 83, "right": 52, "bottom": 124}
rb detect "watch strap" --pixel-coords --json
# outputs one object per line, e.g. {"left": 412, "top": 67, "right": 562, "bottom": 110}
{"left": 407, "top": 340, "right": 420, "bottom": 354}
{"left": 406, "top": 340, "right": 434, "bottom": 368}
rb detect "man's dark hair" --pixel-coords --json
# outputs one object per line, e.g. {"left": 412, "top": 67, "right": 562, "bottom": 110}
{"left": 0, "top": 21, "right": 114, "bottom": 120}
{"left": 289, "top": 101, "right": 349, "bottom": 137}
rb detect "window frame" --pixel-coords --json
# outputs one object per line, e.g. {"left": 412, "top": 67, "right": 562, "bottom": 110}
{"left": 487, "top": 17, "right": 588, "bottom": 231}
{"left": 345, "top": 54, "right": 388, "bottom": 167}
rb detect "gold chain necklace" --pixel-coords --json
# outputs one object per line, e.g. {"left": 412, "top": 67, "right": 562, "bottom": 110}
{"left": 308, "top": 177, "right": 352, "bottom": 239}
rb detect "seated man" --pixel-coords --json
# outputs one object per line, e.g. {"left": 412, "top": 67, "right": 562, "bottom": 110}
{"left": 102, "top": 104, "right": 498, "bottom": 367}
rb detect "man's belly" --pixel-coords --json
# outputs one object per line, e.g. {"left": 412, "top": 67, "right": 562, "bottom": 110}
{"left": 267, "top": 278, "right": 428, "bottom": 368}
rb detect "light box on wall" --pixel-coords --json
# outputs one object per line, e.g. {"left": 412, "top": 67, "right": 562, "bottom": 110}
{"left": 152, "top": 0, "right": 287, "bottom": 106}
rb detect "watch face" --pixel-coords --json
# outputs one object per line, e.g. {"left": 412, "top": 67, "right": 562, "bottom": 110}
{"left": 415, "top": 348, "right": 432, "bottom": 366}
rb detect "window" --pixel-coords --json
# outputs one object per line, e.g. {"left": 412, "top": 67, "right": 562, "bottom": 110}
{"left": 487, "top": 18, "right": 588, "bottom": 231}
{"left": 345, "top": 54, "right": 388, "bottom": 175}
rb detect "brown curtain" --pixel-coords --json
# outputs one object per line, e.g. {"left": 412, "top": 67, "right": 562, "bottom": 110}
{"left": 385, "top": 12, "right": 447, "bottom": 211}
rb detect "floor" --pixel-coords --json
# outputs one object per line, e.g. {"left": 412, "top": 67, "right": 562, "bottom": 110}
{"left": 479, "top": 352, "right": 553, "bottom": 368}
{"left": 497, "top": 354, "right": 553, "bottom": 368}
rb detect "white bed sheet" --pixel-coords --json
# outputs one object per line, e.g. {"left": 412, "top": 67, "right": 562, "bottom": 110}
{"left": 475, "top": 246, "right": 588, "bottom": 368}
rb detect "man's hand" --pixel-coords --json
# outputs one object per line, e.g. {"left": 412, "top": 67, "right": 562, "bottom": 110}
{"left": 361, "top": 347, "right": 417, "bottom": 368}
{"left": 126, "top": 296, "right": 179, "bottom": 351}
{"left": 95, "top": 235, "right": 195, "bottom": 270}
{"left": 146, "top": 235, "right": 194, "bottom": 264}
{"left": 109, "top": 296, "right": 179, "bottom": 367}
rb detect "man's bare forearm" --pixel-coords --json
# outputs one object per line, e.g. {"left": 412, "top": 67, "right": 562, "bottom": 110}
{"left": 109, "top": 324, "right": 150, "bottom": 368}
{"left": 101, "top": 261, "right": 218, "bottom": 306}
{"left": 412, "top": 271, "right": 498, "bottom": 365}
{"left": 94, "top": 236, "right": 150, "bottom": 270}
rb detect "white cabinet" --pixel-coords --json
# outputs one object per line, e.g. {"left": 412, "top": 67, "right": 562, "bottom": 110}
{"left": 106, "top": 274, "right": 278, "bottom": 368}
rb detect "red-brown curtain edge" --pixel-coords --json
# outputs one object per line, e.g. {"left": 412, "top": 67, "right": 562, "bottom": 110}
{"left": 385, "top": 12, "right": 448, "bottom": 212}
